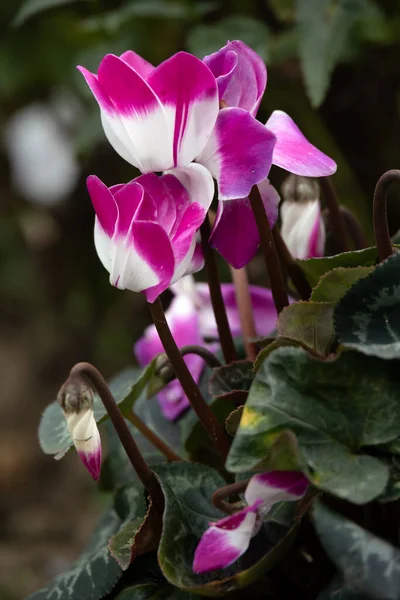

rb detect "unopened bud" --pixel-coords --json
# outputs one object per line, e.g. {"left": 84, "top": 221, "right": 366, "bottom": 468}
{"left": 154, "top": 353, "right": 176, "bottom": 385}
{"left": 281, "top": 174, "right": 319, "bottom": 204}
{"left": 58, "top": 376, "right": 102, "bottom": 481}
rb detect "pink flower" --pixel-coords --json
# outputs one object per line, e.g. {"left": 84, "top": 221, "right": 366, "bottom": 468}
{"left": 193, "top": 471, "right": 308, "bottom": 573}
{"left": 135, "top": 295, "right": 211, "bottom": 420}
{"left": 203, "top": 41, "right": 336, "bottom": 268}
{"left": 78, "top": 50, "right": 276, "bottom": 202}
{"left": 86, "top": 168, "right": 213, "bottom": 302}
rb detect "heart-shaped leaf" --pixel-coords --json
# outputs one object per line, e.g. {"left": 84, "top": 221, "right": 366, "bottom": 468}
{"left": 227, "top": 347, "right": 400, "bottom": 503}
{"left": 208, "top": 361, "right": 254, "bottom": 398}
{"left": 39, "top": 365, "right": 156, "bottom": 458}
{"left": 27, "top": 508, "right": 122, "bottom": 600}
{"left": 154, "top": 463, "right": 299, "bottom": 596}
{"left": 335, "top": 253, "right": 400, "bottom": 359}
{"left": 310, "top": 266, "right": 373, "bottom": 302}
{"left": 313, "top": 501, "right": 400, "bottom": 599}
{"left": 277, "top": 301, "right": 335, "bottom": 357}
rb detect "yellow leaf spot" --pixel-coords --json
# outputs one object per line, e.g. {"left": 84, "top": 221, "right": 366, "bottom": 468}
{"left": 240, "top": 406, "right": 262, "bottom": 429}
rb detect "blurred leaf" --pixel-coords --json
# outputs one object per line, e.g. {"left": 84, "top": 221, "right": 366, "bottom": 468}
{"left": 209, "top": 360, "right": 254, "bottom": 398}
{"left": 116, "top": 584, "right": 201, "bottom": 599}
{"left": 313, "top": 501, "right": 400, "bottom": 599}
{"left": 277, "top": 301, "right": 335, "bottom": 357}
{"left": 226, "top": 346, "right": 400, "bottom": 503}
{"left": 187, "top": 15, "right": 269, "bottom": 60}
{"left": 155, "top": 462, "right": 298, "bottom": 594}
{"left": 296, "top": 246, "right": 381, "bottom": 287}
{"left": 318, "top": 576, "right": 370, "bottom": 600}
{"left": 26, "top": 508, "right": 122, "bottom": 600}
{"left": 109, "top": 484, "right": 148, "bottom": 570}
{"left": 297, "top": 0, "right": 369, "bottom": 106}
{"left": 335, "top": 253, "right": 400, "bottom": 359}
{"left": 310, "top": 266, "right": 373, "bottom": 302}
{"left": 39, "top": 366, "right": 156, "bottom": 458}
{"left": 13, "top": 0, "right": 87, "bottom": 26}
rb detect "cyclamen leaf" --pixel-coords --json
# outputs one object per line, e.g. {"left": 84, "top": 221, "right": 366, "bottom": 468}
{"left": 39, "top": 365, "right": 156, "bottom": 458}
{"left": 154, "top": 463, "right": 298, "bottom": 595}
{"left": 335, "top": 253, "right": 400, "bottom": 359}
{"left": 310, "top": 266, "right": 374, "bottom": 302}
{"left": 296, "top": 246, "right": 381, "bottom": 288}
{"left": 277, "top": 301, "right": 335, "bottom": 357}
{"left": 318, "top": 575, "right": 377, "bottom": 600}
{"left": 13, "top": 0, "right": 86, "bottom": 26}
{"left": 208, "top": 360, "right": 254, "bottom": 398}
{"left": 26, "top": 508, "right": 122, "bottom": 600}
{"left": 227, "top": 347, "right": 400, "bottom": 503}
{"left": 116, "top": 584, "right": 201, "bottom": 599}
{"left": 313, "top": 501, "right": 400, "bottom": 599}
{"left": 297, "top": 0, "right": 367, "bottom": 106}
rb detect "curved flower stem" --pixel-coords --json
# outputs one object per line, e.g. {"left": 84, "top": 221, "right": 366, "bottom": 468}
{"left": 126, "top": 412, "right": 182, "bottom": 462}
{"left": 272, "top": 227, "right": 312, "bottom": 300}
{"left": 180, "top": 345, "right": 222, "bottom": 368}
{"left": 212, "top": 478, "right": 251, "bottom": 514}
{"left": 229, "top": 266, "right": 257, "bottom": 361}
{"left": 149, "top": 298, "right": 231, "bottom": 460}
{"left": 373, "top": 170, "right": 400, "bottom": 262}
{"left": 339, "top": 206, "right": 368, "bottom": 250}
{"left": 69, "top": 362, "right": 163, "bottom": 505}
{"left": 200, "top": 216, "right": 237, "bottom": 364}
{"left": 249, "top": 185, "right": 289, "bottom": 314}
{"left": 319, "top": 177, "right": 349, "bottom": 253}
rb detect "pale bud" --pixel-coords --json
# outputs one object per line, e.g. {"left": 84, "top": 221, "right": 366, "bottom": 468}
{"left": 58, "top": 377, "right": 102, "bottom": 481}
{"left": 280, "top": 175, "right": 325, "bottom": 260}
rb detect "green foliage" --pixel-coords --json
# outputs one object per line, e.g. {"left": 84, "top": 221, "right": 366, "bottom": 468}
{"left": 335, "top": 253, "right": 400, "bottom": 359}
{"left": 227, "top": 346, "right": 400, "bottom": 503}
{"left": 12, "top": 0, "right": 87, "bottom": 26}
{"left": 26, "top": 508, "right": 123, "bottom": 600}
{"left": 116, "top": 584, "right": 201, "bottom": 599}
{"left": 187, "top": 16, "right": 270, "bottom": 60}
{"left": 154, "top": 462, "right": 299, "bottom": 596}
{"left": 39, "top": 365, "right": 157, "bottom": 458}
{"left": 313, "top": 501, "right": 400, "bottom": 599}
{"left": 310, "top": 266, "right": 374, "bottom": 302}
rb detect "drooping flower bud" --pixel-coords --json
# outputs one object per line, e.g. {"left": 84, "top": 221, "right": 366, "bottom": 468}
{"left": 280, "top": 174, "right": 325, "bottom": 260}
{"left": 58, "top": 377, "right": 102, "bottom": 481}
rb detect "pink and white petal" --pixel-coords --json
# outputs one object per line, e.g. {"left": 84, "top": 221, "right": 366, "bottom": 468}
{"left": 119, "top": 50, "right": 155, "bottom": 79}
{"left": 196, "top": 108, "right": 276, "bottom": 201}
{"left": 87, "top": 175, "right": 118, "bottom": 236}
{"left": 158, "top": 383, "right": 190, "bottom": 421}
{"left": 266, "top": 110, "right": 337, "bottom": 176}
{"left": 203, "top": 46, "right": 238, "bottom": 99}
{"left": 110, "top": 221, "right": 174, "bottom": 300}
{"left": 210, "top": 179, "right": 280, "bottom": 268}
{"left": 135, "top": 173, "right": 176, "bottom": 234}
{"left": 166, "top": 164, "right": 215, "bottom": 211}
{"left": 112, "top": 182, "right": 147, "bottom": 236}
{"left": 134, "top": 325, "right": 163, "bottom": 367}
{"left": 77, "top": 67, "right": 114, "bottom": 113}
{"left": 94, "top": 218, "right": 115, "bottom": 274}
{"left": 280, "top": 199, "right": 325, "bottom": 259}
{"left": 167, "top": 294, "right": 203, "bottom": 346}
{"left": 248, "top": 285, "right": 287, "bottom": 337}
{"left": 170, "top": 204, "right": 206, "bottom": 284}
{"left": 206, "top": 41, "right": 267, "bottom": 116}
{"left": 183, "top": 240, "right": 204, "bottom": 276}
{"left": 65, "top": 408, "right": 102, "bottom": 481}
{"left": 193, "top": 504, "right": 260, "bottom": 573}
{"left": 97, "top": 54, "right": 173, "bottom": 172}
{"left": 148, "top": 52, "right": 219, "bottom": 166}
{"left": 245, "top": 471, "right": 309, "bottom": 514}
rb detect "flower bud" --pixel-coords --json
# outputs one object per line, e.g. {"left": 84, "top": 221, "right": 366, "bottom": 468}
{"left": 58, "top": 377, "right": 102, "bottom": 481}
{"left": 280, "top": 175, "right": 325, "bottom": 260}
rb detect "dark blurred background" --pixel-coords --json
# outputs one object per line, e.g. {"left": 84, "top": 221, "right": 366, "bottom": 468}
{"left": 1, "top": 0, "right": 400, "bottom": 597}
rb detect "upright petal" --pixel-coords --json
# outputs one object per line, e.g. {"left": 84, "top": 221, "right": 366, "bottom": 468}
{"left": 193, "top": 503, "right": 261, "bottom": 573}
{"left": 120, "top": 50, "right": 155, "bottom": 79}
{"left": 79, "top": 55, "right": 173, "bottom": 172}
{"left": 87, "top": 175, "right": 118, "bottom": 237}
{"left": 266, "top": 110, "right": 337, "bottom": 176}
{"left": 245, "top": 471, "right": 309, "bottom": 515}
{"left": 148, "top": 52, "right": 219, "bottom": 166}
{"left": 210, "top": 178, "right": 280, "bottom": 268}
{"left": 197, "top": 108, "right": 276, "bottom": 200}
{"left": 280, "top": 198, "right": 325, "bottom": 259}
{"left": 171, "top": 203, "right": 206, "bottom": 282}
{"left": 135, "top": 173, "right": 177, "bottom": 235}
{"left": 205, "top": 41, "right": 267, "bottom": 116}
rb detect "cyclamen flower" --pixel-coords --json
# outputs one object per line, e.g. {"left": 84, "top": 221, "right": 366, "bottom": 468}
{"left": 193, "top": 471, "right": 308, "bottom": 573}
{"left": 135, "top": 295, "right": 212, "bottom": 420}
{"left": 86, "top": 167, "right": 213, "bottom": 302}
{"left": 78, "top": 50, "right": 276, "bottom": 202}
{"left": 58, "top": 378, "right": 102, "bottom": 481}
{"left": 171, "top": 275, "right": 283, "bottom": 339}
{"left": 203, "top": 41, "right": 336, "bottom": 268}
{"left": 280, "top": 175, "right": 326, "bottom": 259}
